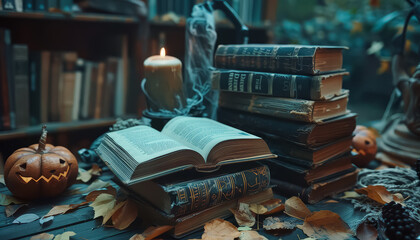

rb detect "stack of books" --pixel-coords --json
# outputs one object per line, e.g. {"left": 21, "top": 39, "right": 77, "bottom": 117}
{"left": 96, "top": 116, "right": 276, "bottom": 237}
{"left": 213, "top": 44, "right": 359, "bottom": 204}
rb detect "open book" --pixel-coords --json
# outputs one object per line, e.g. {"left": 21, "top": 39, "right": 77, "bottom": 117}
{"left": 97, "top": 116, "right": 275, "bottom": 185}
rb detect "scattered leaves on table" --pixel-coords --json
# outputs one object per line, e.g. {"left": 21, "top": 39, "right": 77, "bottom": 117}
{"left": 201, "top": 218, "right": 241, "bottom": 240}
{"left": 5, "top": 203, "right": 28, "bottom": 217}
{"left": 354, "top": 185, "right": 403, "bottom": 205}
{"left": 340, "top": 191, "right": 362, "bottom": 199}
{"left": 30, "top": 232, "right": 54, "bottom": 240}
{"left": 53, "top": 231, "right": 76, "bottom": 240}
{"left": 284, "top": 196, "right": 311, "bottom": 220}
{"left": 239, "top": 230, "right": 268, "bottom": 240}
{"left": 263, "top": 216, "right": 296, "bottom": 236}
{"left": 0, "top": 193, "right": 25, "bottom": 205}
{"left": 12, "top": 213, "right": 40, "bottom": 224}
{"left": 85, "top": 186, "right": 116, "bottom": 202}
{"left": 77, "top": 164, "right": 102, "bottom": 183}
{"left": 43, "top": 201, "right": 88, "bottom": 218}
{"left": 249, "top": 199, "right": 284, "bottom": 215}
{"left": 356, "top": 221, "right": 378, "bottom": 240}
{"left": 89, "top": 193, "right": 116, "bottom": 221}
{"left": 70, "top": 179, "right": 111, "bottom": 195}
{"left": 129, "top": 225, "right": 173, "bottom": 240}
{"left": 111, "top": 199, "right": 138, "bottom": 230}
{"left": 39, "top": 216, "right": 54, "bottom": 225}
{"left": 297, "top": 210, "right": 353, "bottom": 240}
{"left": 230, "top": 203, "right": 255, "bottom": 227}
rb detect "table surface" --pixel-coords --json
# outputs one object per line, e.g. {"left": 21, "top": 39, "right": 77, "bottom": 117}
{"left": 0, "top": 162, "right": 367, "bottom": 240}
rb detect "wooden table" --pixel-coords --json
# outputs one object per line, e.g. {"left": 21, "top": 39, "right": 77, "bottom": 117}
{"left": 0, "top": 162, "right": 367, "bottom": 240}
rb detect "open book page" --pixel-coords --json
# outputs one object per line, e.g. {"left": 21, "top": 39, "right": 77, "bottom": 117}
{"left": 161, "top": 116, "right": 260, "bottom": 161}
{"left": 107, "top": 125, "right": 194, "bottom": 164}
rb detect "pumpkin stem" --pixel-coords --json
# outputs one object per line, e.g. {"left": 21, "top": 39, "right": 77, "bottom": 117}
{"left": 37, "top": 125, "right": 47, "bottom": 153}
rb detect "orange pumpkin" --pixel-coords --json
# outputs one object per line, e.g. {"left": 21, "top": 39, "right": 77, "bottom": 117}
{"left": 4, "top": 126, "right": 78, "bottom": 200}
{"left": 352, "top": 125, "right": 378, "bottom": 167}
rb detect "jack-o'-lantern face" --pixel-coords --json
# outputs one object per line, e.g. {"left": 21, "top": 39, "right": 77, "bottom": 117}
{"left": 4, "top": 126, "right": 78, "bottom": 200}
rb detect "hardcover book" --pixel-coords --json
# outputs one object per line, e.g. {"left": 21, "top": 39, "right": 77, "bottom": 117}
{"left": 12, "top": 45, "right": 30, "bottom": 128}
{"left": 214, "top": 44, "right": 347, "bottom": 75}
{"left": 212, "top": 69, "right": 347, "bottom": 100}
{"left": 126, "top": 163, "right": 270, "bottom": 217}
{"left": 97, "top": 116, "right": 275, "bottom": 185}
{"left": 218, "top": 90, "right": 349, "bottom": 122}
{"left": 0, "top": 28, "right": 13, "bottom": 130}
{"left": 217, "top": 107, "right": 356, "bottom": 147}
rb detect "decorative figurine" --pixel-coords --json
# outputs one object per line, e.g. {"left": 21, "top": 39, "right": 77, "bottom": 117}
{"left": 352, "top": 125, "right": 378, "bottom": 167}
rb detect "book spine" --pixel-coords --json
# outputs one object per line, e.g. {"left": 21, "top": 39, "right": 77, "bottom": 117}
{"left": 29, "top": 51, "right": 41, "bottom": 125}
{"left": 212, "top": 69, "right": 320, "bottom": 100}
{"left": 166, "top": 165, "right": 270, "bottom": 217}
{"left": 214, "top": 45, "right": 317, "bottom": 75}
{"left": 12, "top": 45, "right": 30, "bottom": 128}
{"left": 0, "top": 29, "right": 12, "bottom": 130}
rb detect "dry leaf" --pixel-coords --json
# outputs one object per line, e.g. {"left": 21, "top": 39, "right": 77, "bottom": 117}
{"left": 111, "top": 199, "right": 138, "bottom": 230}
{"left": 13, "top": 213, "right": 40, "bottom": 224}
{"left": 238, "top": 226, "right": 253, "bottom": 231}
{"left": 103, "top": 201, "right": 125, "bottom": 225}
{"left": 0, "top": 193, "right": 25, "bottom": 205}
{"left": 0, "top": 174, "right": 5, "bottom": 185}
{"left": 297, "top": 210, "right": 353, "bottom": 240}
{"left": 355, "top": 185, "right": 403, "bottom": 205}
{"left": 142, "top": 225, "right": 173, "bottom": 240}
{"left": 39, "top": 216, "right": 54, "bottom": 225}
{"left": 249, "top": 199, "right": 284, "bottom": 215}
{"left": 79, "top": 179, "right": 111, "bottom": 194}
{"left": 230, "top": 203, "right": 255, "bottom": 227}
{"left": 77, "top": 164, "right": 102, "bottom": 183}
{"left": 30, "top": 233, "right": 54, "bottom": 240}
{"left": 89, "top": 193, "right": 116, "bottom": 221}
{"left": 5, "top": 204, "right": 27, "bottom": 217}
{"left": 129, "top": 234, "right": 145, "bottom": 240}
{"left": 324, "top": 200, "right": 339, "bottom": 203}
{"left": 85, "top": 186, "right": 117, "bottom": 202}
{"left": 356, "top": 221, "right": 378, "bottom": 240}
{"left": 53, "top": 231, "right": 76, "bottom": 240}
{"left": 284, "top": 196, "right": 311, "bottom": 220}
{"left": 239, "top": 231, "right": 268, "bottom": 240}
{"left": 202, "top": 218, "right": 241, "bottom": 240}
{"left": 44, "top": 201, "right": 88, "bottom": 218}
{"left": 340, "top": 191, "right": 362, "bottom": 199}
{"left": 263, "top": 216, "right": 296, "bottom": 231}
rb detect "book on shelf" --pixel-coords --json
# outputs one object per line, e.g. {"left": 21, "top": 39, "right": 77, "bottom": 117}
{"left": 13, "top": 45, "right": 30, "bottom": 128}
{"left": 49, "top": 52, "right": 62, "bottom": 122}
{"left": 124, "top": 162, "right": 270, "bottom": 218}
{"left": 263, "top": 152, "right": 355, "bottom": 187}
{"left": 72, "top": 58, "right": 84, "bottom": 121}
{"left": 59, "top": 52, "right": 78, "bottom": 122}
{"left": 212, "top": 69, "right": 347, "bottom": 100}
{"left": 214, "top": 44, "right": 347, "bottom": 75}
{"left": 97, "top": 116, "right": 275, "bottom": 185}
{"left": 272, "top": 167, "right": 359, "bottom": 204}
{"left": 94, "top": 62, "right": 105, "bottom": 119}
{"left": 128, "top": 187, "right": 274, "bottom": 238}
{"left": 101, "top": 57, "right": 118, "bottom": 118}
{"left": 29, "top": 51, "right": 41, "bottom": 125}
{"left": 40, "top": 51, "right": 50, "bottom": 123}
{"left": 218, "top": 90, "right": 349, "bottom": 123}
{"left": 0, "top": 28, "right": 14, "bottom": 130}
{"left": 217, "top": 107, "right": 357, "bottom": 147}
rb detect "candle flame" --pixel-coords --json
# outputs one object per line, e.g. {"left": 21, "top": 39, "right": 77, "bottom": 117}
{"left": 160, "top": 48, "right": 166, "bottom": 57}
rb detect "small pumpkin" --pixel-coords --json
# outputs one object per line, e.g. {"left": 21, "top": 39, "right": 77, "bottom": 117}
{"left": 4, "top": 126, "right": 78, "bottom": 200}
{"left": 352, "top": 125, "right": 378, "bottom": 167}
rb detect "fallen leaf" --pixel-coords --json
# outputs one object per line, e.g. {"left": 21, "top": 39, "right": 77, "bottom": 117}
{"left": 89, "top": 193, "right": 116, "bottom": 221}
{"left": 103, "top": 201, "right": 125, "bottom": 225}
{"left": 13, "top": 213, "right": 40, "bottom": 224}
{"left": 355, "top": 185, "right": 403, "bottom": 205}
{"left": 79, "top": 179, "right": 111, "bottom": 194}
{"left": 239, "top": 230, "right": 268, "bottom": 240}
{"left": 230, "top": 203, "right": 255, "bottom": 227}
{"left": 340, "top": 191, "right": 362, "bottom": 199}
{"left": 85, "top": 186, "right": 117, "bottom": 202}
{"left": 356, "top": 221, "right": 378, "bottom": 240}
{"left": 0, "top": 193, "right": 25, "bottom": 205}
{"left": 263, "top": 216, "right": 296, "bottom": 231}
{"left": 297, "top": 210, "right": 353, "bottom": 240}
{"left": 249, "top": 199, "right": 284, "bottom": 215}
{"left": 111, "top": 199, "right": 138, "bottom": 230}
{"left": 129, "top": 234, "right": 145, "bottom": 240}
{"left": 202, "top": 218, "right": 241, "bottom": 240}
{"left": 30, "top": 233, "right": 54, "bottom": 240}
{"left": 142, "top": 225, "right": 173, "bottom": 240}
{"left": 0, "top": 174, "right": 5, "bottom": 185}
{"left": 77, "top": 164, "right": 102, "bottom": 183}
{"left": 324, "top": 200, "right": 339, "bottom": 204}
{"left": 53, "top": 231, "right": 76, "bottom": 240}
{"left": 43, "top": 202, "right": 88, "bottom": 218}
{"left": 284, "top": 196, "right": 311, "bottom": 220}
{"left": 5, "top": 204, "right": 28, "bottom": 217}
{"left": 237, "top": 226, "right": 253, "bottom": 231}
{"left": 39, "top": 216, "right": 54, "bottom": 225}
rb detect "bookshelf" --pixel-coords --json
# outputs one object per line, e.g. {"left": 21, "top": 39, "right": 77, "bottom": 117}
{"left": 0, "top": 9, "right": 148, "bottom": 160}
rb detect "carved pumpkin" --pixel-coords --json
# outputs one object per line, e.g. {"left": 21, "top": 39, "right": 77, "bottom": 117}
{"left": 4, "top": 126, "right": 78, "bottom": 200}
{"left": 352, "top": 125, "right": 378, "bottom": 167}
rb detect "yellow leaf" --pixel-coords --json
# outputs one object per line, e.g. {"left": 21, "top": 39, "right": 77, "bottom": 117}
{"left": 77, "top": 164, "right": 102, "bottom": 183}
{"left": 229, "top": 203, "right": 255, "bottom": 227}
{"left": 53, "top": 231, "right": 76, "bottom": 240}
{"left": 0, "top": 193, "right": 25, "bottom": 206}
{"left": 129, "top": 234, "right": 145, "bottom": 240}
{"left": 30, "top": 232, "right": 54, "bottom": 240}
{"left": 89, "top": 193, "right": 116, "bottom": 221}
{"left": 355, "top": 185, "right": 403, "bottom": 205}
{"left": 103, "top": 201, "right": 125, "bottom": 225}
{"left": 202, "top": 218, "right": 241, "bottom": 240}
{"left": 85, "top": 186, "right": 117, "bottom": 202}
{"left": 284, "top": 196, "right": 311, "bottom": 220}
{"left": 298, "top": 210, "right": 353, "bottom": 240}
{"left": 340, "top": 191, "right": 362, "bottom": 199}
{"left": 5, "top": 204, "right": 27, "bottom": 217}
{"left": 239, "top": 230, "right": 268, "bottom": 240}
{"left": 111, "top": 199, "right": 138, "bottom": 230}
{"left": 43, "top": 202, "right": 88, "bottom": 218}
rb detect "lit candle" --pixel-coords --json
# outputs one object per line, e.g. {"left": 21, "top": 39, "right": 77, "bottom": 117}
{"left": 143, "top": 48, "right": 186, "bottom": 112}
